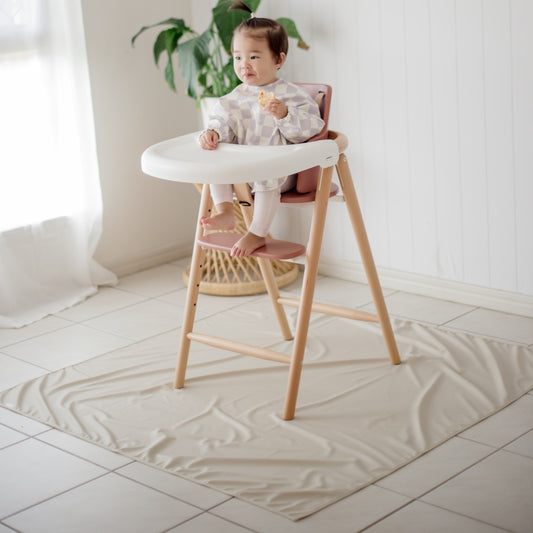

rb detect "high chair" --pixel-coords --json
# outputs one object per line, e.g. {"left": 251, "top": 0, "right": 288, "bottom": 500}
{"left": 141, "top": 84, "right": 401, "bottom": 420}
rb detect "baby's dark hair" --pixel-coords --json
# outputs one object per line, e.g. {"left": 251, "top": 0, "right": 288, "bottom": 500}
{"left": 230, "top": 2, "right": 288, "bottom": 61}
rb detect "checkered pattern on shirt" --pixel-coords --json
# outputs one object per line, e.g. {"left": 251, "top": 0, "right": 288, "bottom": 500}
{"left": 206, "top": 79, "right": 325, "bottom": 192}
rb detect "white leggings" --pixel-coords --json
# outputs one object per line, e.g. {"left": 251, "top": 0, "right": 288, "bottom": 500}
{"left": 209, "top": 176, "right": 296, "bottom": 237}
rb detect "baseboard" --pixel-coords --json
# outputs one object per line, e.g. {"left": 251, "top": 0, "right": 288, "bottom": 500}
{"left": 100, "top": 245, "right": 532, "bottom": 318}
{"left": 100, "top": 242, "right": 193, "bottom": 279}
{"left": 318, "top": 257, "right": 533, "bottom": 318}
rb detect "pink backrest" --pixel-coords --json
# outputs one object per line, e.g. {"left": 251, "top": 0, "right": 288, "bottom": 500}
{"left": 293, "top": 83, "right": 332, "bottom": 193}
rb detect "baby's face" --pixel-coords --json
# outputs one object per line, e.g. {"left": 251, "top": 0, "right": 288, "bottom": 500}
{"left": 232, "top": 32, "right": 285, "bottom": 87}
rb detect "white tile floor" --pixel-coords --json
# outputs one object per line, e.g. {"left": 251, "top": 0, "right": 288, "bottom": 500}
{"left": 1, "top": 259, "right": 532, "bottom": 533}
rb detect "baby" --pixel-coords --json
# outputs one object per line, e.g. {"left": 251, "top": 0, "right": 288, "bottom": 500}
{"left": 199, "top": 11, "right": 325, "bottom": 257}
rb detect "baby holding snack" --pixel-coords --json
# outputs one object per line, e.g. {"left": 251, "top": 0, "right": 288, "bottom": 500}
{"left": 199, "top": 7, "right": 324, "bottom": 257}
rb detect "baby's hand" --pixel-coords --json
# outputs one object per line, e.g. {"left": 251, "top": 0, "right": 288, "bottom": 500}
{"left": 199, "top": 130, "right": 219, "bottom": 150}
{"left": 263, "top": 98, "right": 288, "bottom": 120}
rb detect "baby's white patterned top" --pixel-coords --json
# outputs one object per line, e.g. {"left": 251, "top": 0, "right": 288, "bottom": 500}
{"left": 206, "top": 79, "right": 325, "bottom": 191}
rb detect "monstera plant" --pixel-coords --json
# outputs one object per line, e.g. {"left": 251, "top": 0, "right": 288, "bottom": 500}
{"left": 131, "top": 0, "right": 308, "bottom": 104}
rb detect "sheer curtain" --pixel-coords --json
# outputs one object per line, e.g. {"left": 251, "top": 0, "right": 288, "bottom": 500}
{"left": 0, "top": 0, "right": 115, "bottom": 327}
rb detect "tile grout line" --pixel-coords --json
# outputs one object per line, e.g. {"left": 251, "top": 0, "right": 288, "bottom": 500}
{"left": 356, "top": 496, "right": 416, "bottom": 532}
{"left": 204, "top": 500, "right": 261, "bottom": 533}
{"left": 0, "top": 320, "right": 79, "bottom": 351}
{"left": 72, "top": 295, "right": 154, "bottom": 325}
{"left": 0, "top": 520, "right": 22, "bottom": 533}
{"left": 365, "top": 422, "right": 533, "bottom": 532}
{"left": 0, "top": 469, "right": 110, "bottom": 524}
{"left": 0, "top": 433, "right": 32, "bottom": 452}
{"left": 113, "top": 468, "right": 228, "bottom": 514}
{"left": 361, "top": 449, "right": 513, "bottom": 533}
{"left": 437, "top": 323, "right": 533, "bottom": 346}
{"left": 439, "top": 306, "right": 480, "bottom": 327}
{"left": 457, "top": 426, "right": 533, "bottom": 460}
{"left": 160, "top": 505, "right": 259, "bottom": 533}
{"left": 0, "top": 353, "right": 51, "bottom": 373}
{"left": 3, "top": 417, "right": 258, "bottom": 530}
{"left": 31, "top": 431, "right": 135, "bottom": 473}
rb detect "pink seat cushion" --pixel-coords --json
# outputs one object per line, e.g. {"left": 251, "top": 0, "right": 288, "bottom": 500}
{"left": 281, "top": 183, "right": 339, "bottom": 203}
{"left": 294, "top": 83, "right": 332, "bottom": 193}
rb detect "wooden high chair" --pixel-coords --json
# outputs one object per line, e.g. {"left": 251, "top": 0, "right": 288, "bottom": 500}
{"left": 141, "top": 85, "right": 401, "bottom": 420}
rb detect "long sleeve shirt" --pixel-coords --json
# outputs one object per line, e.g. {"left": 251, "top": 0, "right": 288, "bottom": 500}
{"left": 206, "top": 79, "right": 325, "bottom": 192}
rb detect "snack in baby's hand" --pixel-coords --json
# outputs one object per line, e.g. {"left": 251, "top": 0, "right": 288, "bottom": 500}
{"left": 258, "top": 90, "right": 275, "bottom": 107}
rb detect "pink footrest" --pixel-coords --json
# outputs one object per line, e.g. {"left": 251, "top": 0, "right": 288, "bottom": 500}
{"left": 197, "top": 232, "right": 306, "bottom": 260}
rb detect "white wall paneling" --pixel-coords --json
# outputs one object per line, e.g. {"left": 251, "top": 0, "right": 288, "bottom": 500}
{"left": 259, "top": 0, "right": 533, "bottom": 314}
{"left": 455, "top": 0, "right": 490, "bottom": 288}
{"left": 484, "top": 1, "right": 516, "bottom": 292}
{"left": 381, "top": 0, "right": 414, "bottom": 273}
{"left": 510, "top": 0, "right": 533, "bottom": 296}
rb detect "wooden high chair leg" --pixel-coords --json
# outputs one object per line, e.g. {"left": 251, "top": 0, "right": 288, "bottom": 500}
{"left": 283, "top": 165, "right": 335, "bottom": 420}
{"left": 336, "top": 155, "right": 401, "bottom": 366}
{"left": 233, "top": 183, "right": 293, "bottom": 341}
{"left": 174, "top": 184, "right": 212, "bottom": 388}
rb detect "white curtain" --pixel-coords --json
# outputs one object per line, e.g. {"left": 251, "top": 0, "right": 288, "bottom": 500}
{"left": 0, "top": 0, "right": 115, "bottom": 327}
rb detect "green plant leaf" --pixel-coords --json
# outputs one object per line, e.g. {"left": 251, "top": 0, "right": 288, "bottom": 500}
{"left": 153, "top": 28, "right": 178, "bottom": 66}
{"left": 153, "top": 30, "right": 167, "bottom": 65}
{"left": 131, "top": 18, "right": 191, "bottom": 46}
{"left": 131, "top": 2, "right": 311, "bottom": 102}
{"left": 213, "top": 0, "right": 250, "bottom": 53}
{"left": 241, "top": 0, "right": 261, "bottom": 12}
{"left": 164, "top": 57, "right": 176, "bottom": 91}
{"left": 197, "top": 71, "right": 209, "bottom": 94}
{"left": 276, "top": 17, "right": 309, "bottom": 50}
{"left": 222, "top": 59, "right": 241, "bottom": 93}
{"left": 177, "top": 30, "right": 212, "bottom": 100}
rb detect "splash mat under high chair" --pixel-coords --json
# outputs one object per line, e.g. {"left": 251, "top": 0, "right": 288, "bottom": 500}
{"left": 1, "top": 301, "right": 532, "bottom": 521}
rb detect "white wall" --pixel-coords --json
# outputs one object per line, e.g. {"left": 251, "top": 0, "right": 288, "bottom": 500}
{"left": 259, "top": 0, "right": 533, "bottom": 315}
{"left": 81, "top": 0, "right": 200, "bottom": 275}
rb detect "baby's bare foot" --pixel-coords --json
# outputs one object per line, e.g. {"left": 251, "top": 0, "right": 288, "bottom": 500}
{"left": 200, "top": 202, "right": 235, "bottom": 231}
{"left": 199, "top": 212, "right": 235, "bottom": 231}
{"left": 231, "top": 232, "right": 266, "bottom": 257}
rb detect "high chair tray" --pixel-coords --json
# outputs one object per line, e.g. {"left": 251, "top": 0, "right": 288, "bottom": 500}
{"left": 197, "top": 233, "right": 306, "bottom": 260}
{"left": 141, "top": 131, "right": 339, "bottom": 184}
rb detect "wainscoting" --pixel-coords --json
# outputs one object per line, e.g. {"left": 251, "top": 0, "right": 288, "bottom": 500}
{"left": 258, "top": 0, "right": 533, "bottom": 306}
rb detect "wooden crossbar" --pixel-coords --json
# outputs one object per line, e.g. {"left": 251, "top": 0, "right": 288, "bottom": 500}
{"left": 277, "top": 297, "right": 380, "bottom": 323}
{"left": 187, "top": 332, "right": 291, "bottom": 364}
